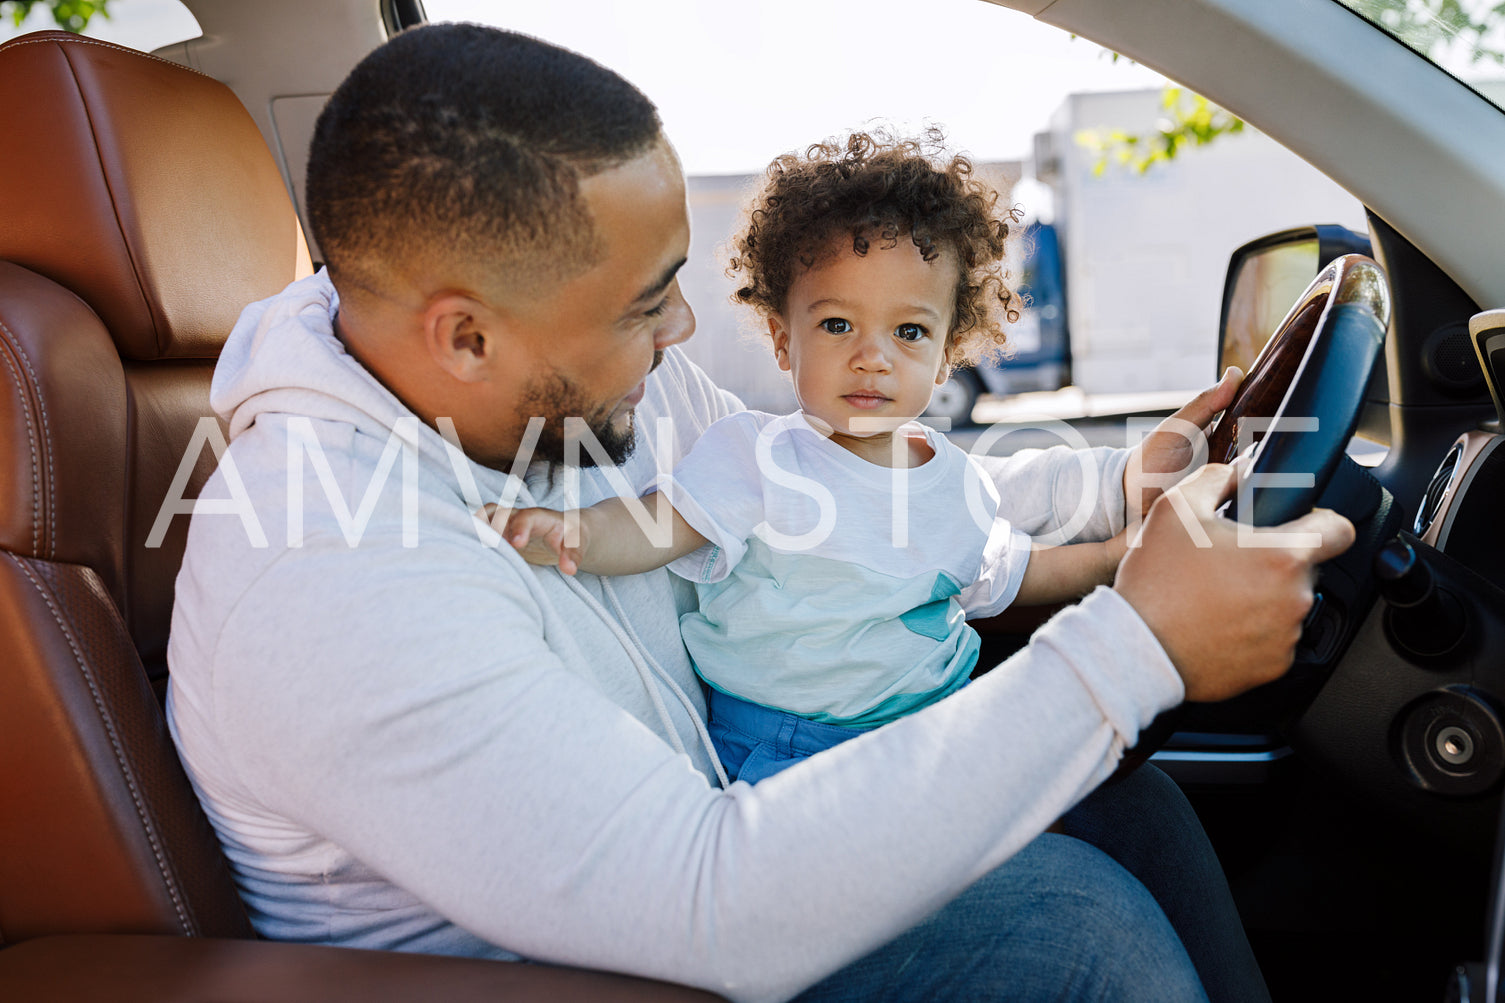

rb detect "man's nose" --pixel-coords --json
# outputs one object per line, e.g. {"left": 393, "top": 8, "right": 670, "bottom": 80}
{"left": 655, "top": 284, "right": 695, "bottom": 350}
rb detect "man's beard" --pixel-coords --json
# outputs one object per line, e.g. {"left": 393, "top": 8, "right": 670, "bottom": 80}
{"left": 517, "top": 352, "right": 661, "bottom": 468}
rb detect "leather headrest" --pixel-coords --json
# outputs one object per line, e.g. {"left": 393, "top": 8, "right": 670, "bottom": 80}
{"left": 0, "top": 261, "right": 130, "bottom": 595}
{"left": 0, "top": 31, "right": 311, "bottom": 361}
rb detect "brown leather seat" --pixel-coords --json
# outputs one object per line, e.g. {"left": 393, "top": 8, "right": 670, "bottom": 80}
{"left": 0, "top": 31, "right": 718, "bottom": 1001}
{"left": 0, "top": 28, "right": 304, "bottom": 948}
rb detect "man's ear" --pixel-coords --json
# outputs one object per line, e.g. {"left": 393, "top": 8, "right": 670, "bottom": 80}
{"left": 422, "top": 293, "right": 497, "bottom": 383}
{"left": 768, "top": 315, "right": 792, "bottom": 372}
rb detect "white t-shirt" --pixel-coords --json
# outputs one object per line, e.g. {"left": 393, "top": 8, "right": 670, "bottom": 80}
{"left": 665, "top": 410, "right": 1031, "bottom": 727}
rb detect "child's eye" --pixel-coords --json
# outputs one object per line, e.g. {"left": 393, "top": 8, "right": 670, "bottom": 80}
{"left": 819, "top": 318, "right": 852, "bottom": 334}
{"left": 894, "top": 323, "right": 928, "bottom": 342}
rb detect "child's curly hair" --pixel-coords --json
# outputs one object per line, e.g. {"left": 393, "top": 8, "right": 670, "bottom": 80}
{"left": 729, "top": 128, "right": 1022, "bottom": 367}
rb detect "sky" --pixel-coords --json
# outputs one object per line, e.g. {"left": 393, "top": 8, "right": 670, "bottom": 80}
{"left": 426, "top": 0, "right": 1170, "bottom": 175}
{"left": 3, "top": 0, "right": 1170, "bottom": 177}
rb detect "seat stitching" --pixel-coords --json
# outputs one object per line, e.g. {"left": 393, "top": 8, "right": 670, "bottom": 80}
{"left": 57, "top": 40, "right": 164, "bottom": 358}
{"left": 0, "top": 332, "right": 40, "bottom": 554}
{"left": 0, "top": 34, "right": 216, "bottom": 82}
{"left": 0, "top": 321, "right": 55, "bottom": 558}
{"left": 5, "top": 552, "right": 194, "bottom": 934}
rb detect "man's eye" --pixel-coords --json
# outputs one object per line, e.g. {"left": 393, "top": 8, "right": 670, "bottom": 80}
{"left": 644, "top": 298, "right": 670, "bottom": 318}
{"left": 819, "top": 318, "right": 851, "bottom": 334}
{"left": 895, "top": 323, "right": 928, "bottom": 342}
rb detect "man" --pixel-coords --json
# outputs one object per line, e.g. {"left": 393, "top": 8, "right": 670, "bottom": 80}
{"left": 166, "top": 22, "right": 1353, "bottom": 1003}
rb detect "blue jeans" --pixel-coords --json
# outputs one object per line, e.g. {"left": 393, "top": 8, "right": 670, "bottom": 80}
{"left": 707, "top": 688, "right": 874, "bottom": 785}
{"left": 793, "top": 764, "right": 1271, "bottom": 1003}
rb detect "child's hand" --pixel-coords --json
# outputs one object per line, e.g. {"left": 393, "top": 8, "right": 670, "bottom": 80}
{"left": 484, "top": 504, "right": 588, "bottom": 575}
{"left": 1125, "top": 366, "right": 1242, "bottom": 525}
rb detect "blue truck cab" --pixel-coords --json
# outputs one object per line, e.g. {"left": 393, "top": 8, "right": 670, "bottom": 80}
{"left": 924, "top": 221, "right": 1069, "bottom": 425}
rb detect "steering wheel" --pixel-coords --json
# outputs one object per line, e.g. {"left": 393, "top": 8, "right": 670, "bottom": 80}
{"left": 1116, "top": 253, "right": 1390, "bottom": 776}
{"left": 1207, "top": 253, "right": 1390, "bottom": 527}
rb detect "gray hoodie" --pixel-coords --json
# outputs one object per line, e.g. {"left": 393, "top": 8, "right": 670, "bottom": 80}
{"left": 166, "top": 271, "right": 1183, "bottom": 1002}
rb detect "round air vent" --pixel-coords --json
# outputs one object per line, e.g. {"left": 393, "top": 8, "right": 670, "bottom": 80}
{"left": 1414, "top": 442, "right": 1464, "bottom": 537}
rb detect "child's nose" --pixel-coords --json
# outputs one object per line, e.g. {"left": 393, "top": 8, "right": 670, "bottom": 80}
{"left": 851, "top": 336, "right": 891, "bottom": 372}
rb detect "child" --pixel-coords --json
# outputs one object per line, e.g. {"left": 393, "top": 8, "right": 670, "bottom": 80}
{"left": 494, "top": 130, "right": 1126, "bottom": 784}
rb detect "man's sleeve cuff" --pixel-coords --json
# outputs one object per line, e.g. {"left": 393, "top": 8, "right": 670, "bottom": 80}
{"left": 1037, "top": 586, "right": 1185, "bottom": 738}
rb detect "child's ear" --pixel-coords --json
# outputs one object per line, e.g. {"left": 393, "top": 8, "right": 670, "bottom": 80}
{"left": 935, "top": 347, "right": 954, "bottom": 386}
{"left": 768, "top": 315, "right": 792, "bottom": 372}
{"left": 423, "top": 293, "right": 497, "bottom": 384}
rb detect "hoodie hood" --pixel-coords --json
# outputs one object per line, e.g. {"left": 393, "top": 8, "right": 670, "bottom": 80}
{"left": 212, "top": 270, "right": 404, "bottom": 441}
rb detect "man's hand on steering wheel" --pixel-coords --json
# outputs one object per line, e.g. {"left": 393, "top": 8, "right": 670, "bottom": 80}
{"left": 1114, "top": 462, "right": 1356, "bottom": 702}
{"left": 1124, "top": 366, "right": 1244, "bottom": 528}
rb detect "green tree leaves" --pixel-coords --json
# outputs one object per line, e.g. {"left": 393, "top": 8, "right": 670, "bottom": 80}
{"left": 1, "top": 0, "right": 110, "bottom": 33}
{"left": 1076, "top": 89, "right": 1245, "bottom": 177}
{"left": 1348, "top": 0, "right": 1505, "bottom": 66}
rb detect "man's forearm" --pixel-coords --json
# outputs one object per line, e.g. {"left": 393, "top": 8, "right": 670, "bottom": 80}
{"left": 236, "top": 572, "right": 1182, "bottom": 1003}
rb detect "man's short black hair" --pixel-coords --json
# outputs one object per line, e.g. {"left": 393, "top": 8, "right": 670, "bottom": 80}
{"left": 306, "top": 23, "right": 662, "bottom": 296}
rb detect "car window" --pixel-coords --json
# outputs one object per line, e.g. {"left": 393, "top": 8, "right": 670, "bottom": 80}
{"left": 423, "top": 0, "right": 1365, "bottom": 416}
{"left": 0, "top": 0, "right": 200, "bottom": 52}
{"left": 1336, "top": 0, "right": 1505, "bottom": 110}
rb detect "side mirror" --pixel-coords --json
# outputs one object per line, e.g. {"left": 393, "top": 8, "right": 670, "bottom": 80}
{"left": 1218, "top": 225, "right": 1371, "bottom": 377}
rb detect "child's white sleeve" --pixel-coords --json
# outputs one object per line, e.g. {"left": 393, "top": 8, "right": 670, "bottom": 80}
{"left": 958, "top": 516, "right": 1033, "bottom": 619}
{"left": 974, "top": 446, "right": 1130, "bottom": 544}
{"left": 660, "top": 413, "right": 765, "bottom": 584}
{"left": 952, "top": 450, "right": 1032, "bottom": 619}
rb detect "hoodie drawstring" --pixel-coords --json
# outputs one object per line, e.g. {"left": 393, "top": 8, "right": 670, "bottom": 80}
{"left": 559, "top": 571, "right": 730, "bottom": 788}
{"left": 600, "top": 578, "right": 729, "bottom": 788}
